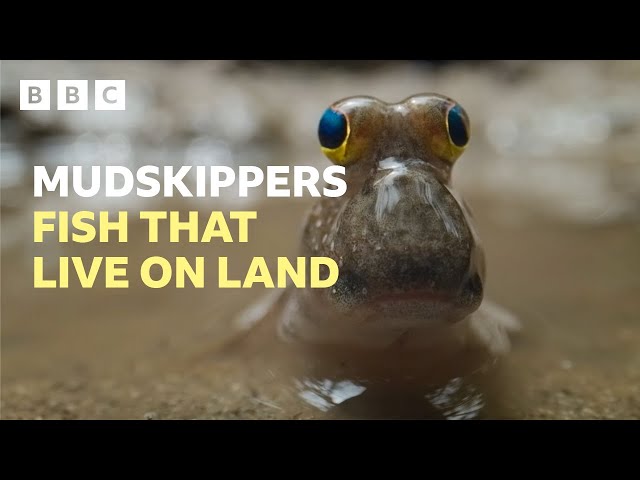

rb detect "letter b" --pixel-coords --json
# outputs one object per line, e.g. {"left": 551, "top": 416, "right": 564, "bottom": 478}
{"left": 30, "top": 87, "right": 42, "bottom": 103}
{"left": 58, "top": 80, "right": 88, "bottom": 110}
{"left": 20, "top": 80, "right": 50, "bottom": 110}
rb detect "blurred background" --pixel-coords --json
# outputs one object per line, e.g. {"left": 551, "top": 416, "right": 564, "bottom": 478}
{"left": 1, "top": 60, "right": 639, "bottom": 419}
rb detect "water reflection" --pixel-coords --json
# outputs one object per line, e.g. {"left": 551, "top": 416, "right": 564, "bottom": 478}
{"left": 425, "top": 377, "right": 484, "bottom": 420}
{"left": 293, "top": 373, "right": 487, "bottom": 419}
{"left": 296, "top": 378, "right": 367, "bottom": 412}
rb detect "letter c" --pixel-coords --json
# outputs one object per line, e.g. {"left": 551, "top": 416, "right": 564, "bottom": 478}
{"left": 103, "top": 86, "right": 117, "bottom": 104}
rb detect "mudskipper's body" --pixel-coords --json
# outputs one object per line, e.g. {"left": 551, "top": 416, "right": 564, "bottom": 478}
{"left": 232, "top": 94, "right": 520, "bottom": 416}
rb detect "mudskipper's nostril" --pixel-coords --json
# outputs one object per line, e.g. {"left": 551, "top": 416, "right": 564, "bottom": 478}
{"left": 330, "top": 270, "right": 369, "bottom": 306}
{"left": 462, "top": 272, "right": 483, "bottom": 307}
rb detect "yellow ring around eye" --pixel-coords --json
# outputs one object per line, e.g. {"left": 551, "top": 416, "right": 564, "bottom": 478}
{"left": 320, "top": 119, "right": 352, "bottom": 165}
{"left": 438, "top": 104, "right": 470, "bottom": 164}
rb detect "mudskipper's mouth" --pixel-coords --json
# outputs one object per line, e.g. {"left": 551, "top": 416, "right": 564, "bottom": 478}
{"left": 327, "top": 277, "right": 482, "bottom": 325}
{"left": 367, "top": 288, "right": 453, "bottom": 306}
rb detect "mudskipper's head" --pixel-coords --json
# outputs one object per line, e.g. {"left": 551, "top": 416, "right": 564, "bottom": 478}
{"left": 296, "top": 94, "right": 485, "bottom": 346}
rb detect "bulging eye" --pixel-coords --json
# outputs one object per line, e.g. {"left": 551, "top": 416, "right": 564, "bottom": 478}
{"left": 318, "top": 108, "right": 348, "bottom": 150}
{"left": 446, "top": 104, "right": 470, "bottom": 148}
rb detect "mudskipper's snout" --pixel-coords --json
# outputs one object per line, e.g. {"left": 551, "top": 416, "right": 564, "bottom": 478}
{"left": 329, "top": 158, "right": 483, "bottom": 319}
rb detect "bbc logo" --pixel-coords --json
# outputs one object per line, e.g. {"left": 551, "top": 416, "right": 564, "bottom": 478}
{"left": 20, "top": 80, "right": 126, "bottom": 111}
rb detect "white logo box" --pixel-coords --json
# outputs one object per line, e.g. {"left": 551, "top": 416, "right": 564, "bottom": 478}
{"left": 20, "top": 80, "right": 126, "bottom": 111}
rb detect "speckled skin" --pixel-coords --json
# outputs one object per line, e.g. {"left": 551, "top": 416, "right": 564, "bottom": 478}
{"left": 301, "top": 157, "right": 483, "bottom": 319}
{"left": 238, "top": 94, "right": 519, "bottom": 361}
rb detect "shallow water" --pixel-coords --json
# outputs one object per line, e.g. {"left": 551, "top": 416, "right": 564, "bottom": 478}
{"left": 2, "top": 188, "right": 639, "bottom": 419}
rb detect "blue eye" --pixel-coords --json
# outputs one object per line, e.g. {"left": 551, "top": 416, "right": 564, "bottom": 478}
{"left": 447, "top": 104, "right": 469, "bottom": 147}
{"left": 318, "top": 108, "right": 348, "bottom": 149}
